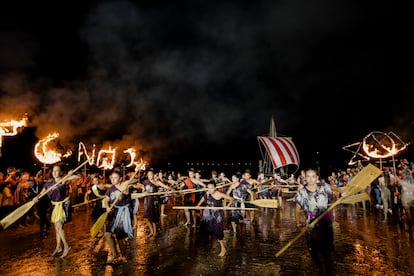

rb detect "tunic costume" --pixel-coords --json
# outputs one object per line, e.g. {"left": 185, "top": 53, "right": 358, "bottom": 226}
{"left": 199, "top": 193, "right": 225, "bottom": 240}
{"left": 293, "top": 182, "right": 334, "bottom": 273}
{"left": 90, "top": 185, "right": 107, "bottom": 220}
{"left": 142, "top": 179, "right": 161, "bottom": 223}
{"left": 228, "top": 181, "right": 252, "bottom": 224}
{"left": 182, "top": 178, "right": 196, "bottom": 206}
{"left": 105, "top": 185, "right": 134, "bottom": 240}
{"left": 44, "top": 179, "right": 72, "bottom": 224}
{"left": 271, "top": 179, "right": 285, "bottom": 198}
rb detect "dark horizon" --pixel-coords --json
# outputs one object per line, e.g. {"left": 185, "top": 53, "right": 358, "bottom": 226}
{"left": 0, "top": 125, "right": 412, "bottom": 179}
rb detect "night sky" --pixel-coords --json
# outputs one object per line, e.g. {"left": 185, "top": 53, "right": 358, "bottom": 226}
{"left": 0, "top": 1, "right": 412, "bottom": 175}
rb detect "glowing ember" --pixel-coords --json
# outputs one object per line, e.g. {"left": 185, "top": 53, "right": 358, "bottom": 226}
{"left": 34, "top": 132, "right": 72, "bottom": 164}
{"left": 96, "top": 147, "right": 116, "bottom": 170}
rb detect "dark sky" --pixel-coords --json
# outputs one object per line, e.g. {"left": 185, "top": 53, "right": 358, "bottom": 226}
{"left": 0, "top": 1, "right": 412, "bottom": 173}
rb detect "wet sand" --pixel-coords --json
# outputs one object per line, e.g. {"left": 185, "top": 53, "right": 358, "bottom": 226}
{"left": 1, "top": 200, "right": 413, "bottom": 276}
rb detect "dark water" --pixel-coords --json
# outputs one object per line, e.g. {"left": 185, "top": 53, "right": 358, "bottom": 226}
{"left": 0, "top": 200, "right": 413, "bottom": 276}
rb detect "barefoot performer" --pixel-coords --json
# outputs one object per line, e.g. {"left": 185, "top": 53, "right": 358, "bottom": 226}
{"left": 196, "top": 182, "right": 234, "bottom": 257}
{"left": 102, "top": 169, "right": 136, "bottom": 264}
{"left": 39, "top": 165, "right": 81, "bottom": 258}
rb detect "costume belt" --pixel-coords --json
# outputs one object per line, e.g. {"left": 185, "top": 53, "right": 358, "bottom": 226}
{"left": 51, "top": 197, "right": 70, "bottom": 223}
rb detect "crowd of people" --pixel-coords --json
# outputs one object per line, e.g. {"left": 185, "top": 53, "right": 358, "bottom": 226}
{"left": 0, "top": 159, "right": 413, "bottom": 274}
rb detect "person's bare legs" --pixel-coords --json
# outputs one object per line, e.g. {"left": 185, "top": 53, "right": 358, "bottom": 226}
{"left": 184, "top": 209, "right": 191, "bottom": 225}
{"left": 192, "top": 211, "right": 198, "bottom": 227}
{"left": 145, "top": 219, "right": 154, "bottom": 237}
{"left": 218, "top": 240, "right": 226, "bottom": 257}
{"left": 249, "top": 211, "right": 255, "bottom": 224}
{"left": 231, "top": 221, "right": 237, "bottom": 233}
{"left": 104, "top": 232, "right": 117, "bottom": 262}
{"left": 51, "top": 223, "right": 62, "bottom": 256}
{"left": 151, "top": 222, "right": 157, "bottom": 236}
{"left": 161, "top": 204, "right": 167, "bottom": 216}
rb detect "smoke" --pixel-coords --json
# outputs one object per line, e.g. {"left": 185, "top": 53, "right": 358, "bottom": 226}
{"left": 0, "top": 1, "right": 403, "bottom": 166}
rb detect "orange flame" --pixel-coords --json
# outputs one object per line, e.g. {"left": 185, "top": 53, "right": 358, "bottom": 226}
{"left": 34, "top": 132, "right": 72, "bottom": 164}
{"left": 123, "top": 148, "right": 137, "bottom": 167}
{"left": 78, "top": 142, "right": 96, "bottom": 165}
{"left": 0, "top": 116, "right": 28, "bottom": 148}
{"left": 362, "top": 131, "right": 407, "bottom": 159}
{"left": 96, "top": 147, "right": 116, "bottom": 170}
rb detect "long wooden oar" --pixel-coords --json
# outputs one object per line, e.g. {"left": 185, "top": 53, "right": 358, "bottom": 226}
{"left": 90, "top": 168, "right": 140, "bottom": 238}
{"left": 178, "top": 181, "right": 230, "bottom": 195}
{"left": 72, "top": 197, "right": 104, "bottom": 208}
{"left": 334, "top": 192, "right": 370, "bottom": 205}
{"left": 242, "top": 199, "right": 279, "bottom": 208}
{"left": 275, "top": 163, "right": 381, "bottom": 258}
{"left": 131, "top": 189, "right": 183, "bottom": 199}
{"left": 173, "top": 206, "right": 257, "bottom": 211}
{"left": 0, "top": 159, "right": 89, "bottom": 230}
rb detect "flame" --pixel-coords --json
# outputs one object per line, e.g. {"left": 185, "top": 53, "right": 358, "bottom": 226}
{"left": 34, "top": 132, "right": 72, "bottom": 164}
{"left": 97, "top": 147, "right": 116, "bottom": 170}
{"left": 123, "top": 148, "right": 137, "bottom": 167}
{"left": 362, "top": 131, "right": 406, "bottom": 159}
{"left": 78, "top": 142, "right": 96, "bottom": 165}
{"left": 134, "top": 158, "right": 147, "bottom": 171}
{"left": 0, "top": 115, "right": 28, "bottom": 148}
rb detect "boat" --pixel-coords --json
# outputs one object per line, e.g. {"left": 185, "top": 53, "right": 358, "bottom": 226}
{"left": 257, "top": 116, "right": 300, "bottom": 178}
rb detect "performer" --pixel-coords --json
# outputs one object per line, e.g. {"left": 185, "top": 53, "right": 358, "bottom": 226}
{"left": 34, "top": 165, "right": 80, "bottom": 258}
{"left": 181, "top": 168, "right": 198, "bottom": 227}
{"left": 84, "top": 175, "right": 110, "bottom": 221}
{"left": 271, "top": 173, "right": 288, "bottom": 209}
{"left": 29, "top": 170, "right": 51, "bottom": 238}
{"left": 103, "top": 169, "right": 136, "bottom": 264}
{"left": 227, "top": 173, "right": 254, "bottom": 233}
{"left": 196, "top": 182, "right": 234, "bottom": 257}
{"left": 142, "top": 170, "right": 174, "bottom": 237}
{"left": 293, "top": 168, "right": 334, "bottom": 276}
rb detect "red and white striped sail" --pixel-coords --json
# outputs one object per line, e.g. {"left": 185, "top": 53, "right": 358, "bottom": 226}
{"left": 258, "top": 136, "right": 300, "bottom": 169}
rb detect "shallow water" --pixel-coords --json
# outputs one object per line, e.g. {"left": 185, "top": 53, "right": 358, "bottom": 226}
{"left": 0, "top": 200, "right": 413, "bottom": 276}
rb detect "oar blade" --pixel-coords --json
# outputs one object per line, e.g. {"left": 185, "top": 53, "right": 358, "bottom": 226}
{"left": 341, "top": 192, "right": 371, "bottom": 204}
{"left": 343, "top": 164, "right": 382, "bottom": 196}
{"left": 0, "top": 201, "right": 36, "bottom": 229}
{"left": 90, "top": 212, "right": 108, "bottom": 238}
{"left": 250, "top": 199, "right": 278, "bottom": 208}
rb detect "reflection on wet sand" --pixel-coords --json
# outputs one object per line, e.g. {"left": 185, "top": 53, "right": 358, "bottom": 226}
{"left": 1, "top": 201, "right": 414, "bottom": 275}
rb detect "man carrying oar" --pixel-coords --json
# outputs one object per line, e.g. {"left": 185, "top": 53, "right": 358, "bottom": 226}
{"left": 293, "top": 168, "right": 334, "bottom": 275}
{"left": 282, "top": 164, "right": 382, "bottom": 275}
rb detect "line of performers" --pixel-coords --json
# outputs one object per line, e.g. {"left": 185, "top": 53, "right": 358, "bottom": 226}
{"left": 32, "top": 165, "right": 300, "bottom": 264}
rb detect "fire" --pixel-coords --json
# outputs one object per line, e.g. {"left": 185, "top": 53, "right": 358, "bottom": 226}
{"left": 135, "top": 158, "right": 146, "bottom": 171}
{"left": 0, "top": 115, "right": 28, "bottom": 150}
{"left": 34, "top": 132, "right": 72, "bottom": 164}
{"left": 96, "top": 147, "right": 116, "bottom": 170}
{"left": 362, "top": 131, "right": 407, "bottom": 159}
{"left": 123, "top": 148, "right": 137, "bottom": 167}
{"left": 78, "top": 143, "right": 148, "bottom": 171}
{"left": 78, "top": 142, "right": 96, "bottom": 165}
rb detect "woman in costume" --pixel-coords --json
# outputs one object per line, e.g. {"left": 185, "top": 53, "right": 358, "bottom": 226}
{"left": 35, "top": 165, "right": 80, "bottom": 258}
{"left": 103, "top": 169, "right": 135, "bottom": 264}
{"left": 196, "top": 182, "right": 234, "bottom": 257}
